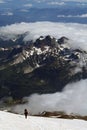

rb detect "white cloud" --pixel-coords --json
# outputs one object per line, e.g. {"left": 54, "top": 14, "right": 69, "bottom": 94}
{"left": 0, "top": 22, "right": 87, "bottom": 51}
{"left": 20, "top": 9, "right": 29, "bottom": 12}
{"left": 34, "top": 0, "right": 44, "bottom": 3}
{"left": 24, "top": 3, "right": 33, "bottom": 7}
{"left": 13, "top": 79, "right": 87, "bottom": 116}
{"left": 34, "top": 0, "right": 47, "bottom": 2}
{"left": 48, "top": 2, "right": 65, "bottom": 6}
{"left": 34, "top": 0, "right": 87, "bottom": 3}
{"left": 0, "top": 0, "right": 5, "bottom": 3}
{"left": 80, "top": 14, "right": 87, "bottom": 17}
{"left": 1, "top": 12, "right": 13, "bottom": 16}
{"left": 0, "top": 0, "right": 13, "bottom": 3}
{"left": 77, "top": 3, "right": 87, "bottom": 6}
{"left": 0, "top": 0, "right": 15, "bottom": 6}
{"left": 57, "top": 14, "right": 87, "bottom": 18}
{"left": 63, "top": 0, "right": 87, "bottom": 2}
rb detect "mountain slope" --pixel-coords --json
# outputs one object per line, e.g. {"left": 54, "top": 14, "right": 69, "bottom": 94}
{"left": 0, "top": 111, "right": 87, "bottom": 130}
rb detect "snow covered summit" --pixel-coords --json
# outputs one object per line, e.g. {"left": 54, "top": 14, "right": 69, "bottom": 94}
{"left": 0, "top": 111, "right": 87, "bottom": 130}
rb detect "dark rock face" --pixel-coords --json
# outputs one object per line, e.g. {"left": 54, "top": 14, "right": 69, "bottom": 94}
{"left": 0, "top": 34, "right": 87, "bottom": 100}
{"left": 34, "top": 35, "right": 57, "bottom": 48}
{"left": 58, "top": 36, "right": 69, "bottom": 45}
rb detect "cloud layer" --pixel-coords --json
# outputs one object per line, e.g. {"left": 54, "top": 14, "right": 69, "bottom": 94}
{"left": 57, "top": 14, "right": 87, "bottom": 18}
{"left": 13, "top": 79, "right": 87, "bottom": 116}
{"left": 0, "top": 22, "right": 87, "bottom": 51}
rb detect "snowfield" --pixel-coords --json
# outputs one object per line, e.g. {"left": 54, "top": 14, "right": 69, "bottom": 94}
{"left": 0, "top": 111, "right": 87, "bottom": 130}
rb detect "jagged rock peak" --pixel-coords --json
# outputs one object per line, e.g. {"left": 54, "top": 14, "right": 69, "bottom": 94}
{"left": 34, "top": 35, "right": 58, "bottom": 48}
{"left": 58, "top": 36, "right": 69, "bottom": 44}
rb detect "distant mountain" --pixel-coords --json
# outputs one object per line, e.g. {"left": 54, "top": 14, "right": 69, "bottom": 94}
{"left": 0, "top": 34, "right": 87, "bottom": 102}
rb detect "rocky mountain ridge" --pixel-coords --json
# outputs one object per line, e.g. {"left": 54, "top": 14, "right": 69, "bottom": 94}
{"left": 0, "top": 34, "right": 87, "bottom": 102}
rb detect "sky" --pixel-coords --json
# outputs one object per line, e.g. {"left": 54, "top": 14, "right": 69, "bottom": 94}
{"left": 0, "top": 111, "right": 87, "bottom": 130}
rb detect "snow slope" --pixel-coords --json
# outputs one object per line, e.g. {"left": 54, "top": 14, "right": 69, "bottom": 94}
{"left": 0, "top": 111, "right": 87, "bottom": 130}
